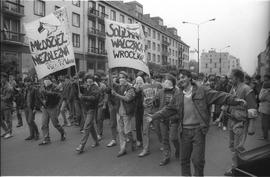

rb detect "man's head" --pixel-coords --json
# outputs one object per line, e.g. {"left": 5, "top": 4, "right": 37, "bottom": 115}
{"left": 94, "top": 73, "right": 101, "bottom": 83}
{"left": 164, "top": 74, "right": 176, "bottom": 89}
{"left": 85, "top": 74, "right": 94, "bottom": 86}
{"left": 230, "top": 69, "right": 244, "bottom": 86}
{"left": 220, "top": 75, "right": 227, "bottom": 82}
{"left": 24, "top": 76, "right": 33, "bottom": 87}
{"left": 178, "top": 69, "right": 192, "bottom": 89}
{"left": 119, "top": 71, "right": 128, "bottom": 85}
{"left": 1, "top": 72, "right": 8, "bottom": 85}
{"left": 255, "top": 75, "right": 261, "bottom": 82}
{"left": 43, "top": 77, "right": 52, "bottom": 87}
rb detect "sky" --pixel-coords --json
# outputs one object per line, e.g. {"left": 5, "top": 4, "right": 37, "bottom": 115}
{"left": 125, "top": 0, "right": 270, "bottom": 75}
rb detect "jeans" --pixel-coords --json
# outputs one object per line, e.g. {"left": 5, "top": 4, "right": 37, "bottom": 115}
{"left": 260, "top": 113, "right": 270, "bottom": 139}
{"left": 96, "top": 106, "right": 105, "bottom": 136}
{"left": 60, "top": 100, "right": 70, "bottom": 125}
{"left": 1, "top": 109, "right": 12, "bottom": 134}
{"left": 80, "top": 109, "right": 98, "bottom": 147}
{"left": 41, "top": 107, "right": 65, "bottom": 141}
{"left": 142, "top": 111, "right": 162, "bottom": 152}
{"left": 117, "top": 113, "right": 133, "bottom": 151}
{"left": 180, "top": 127, "right": 206, "bottom": 176}
{"left": 24, "top": 107, "right": 39, "bottom": 137}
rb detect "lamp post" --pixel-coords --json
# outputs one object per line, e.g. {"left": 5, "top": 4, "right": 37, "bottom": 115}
{"left": 219, "top": 45, "right": 231, "bottom": 75}
{"left": 182, "top": 18, "right": 216, "bottom": 73}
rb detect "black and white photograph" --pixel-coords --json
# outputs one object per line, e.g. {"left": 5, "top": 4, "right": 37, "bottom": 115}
{"left": 1, "top": 0, "right": 270, "bottom": 176}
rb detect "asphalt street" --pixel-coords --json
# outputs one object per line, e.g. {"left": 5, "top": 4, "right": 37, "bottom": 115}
{"left": 1, "top": 111, "right": 268, "bottom": 176}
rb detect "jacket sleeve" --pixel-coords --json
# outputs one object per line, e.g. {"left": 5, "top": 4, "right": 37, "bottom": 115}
{"left": 2, "top": 87, "right": 13, "bottom": 101}
{"left": 203, "top": 86, "right": 240, "bottom": 106}
{"left": 122, "top": 87, "right": 135, "bottom": 102}
{"left": 152, "top": 93, "right": 179, "bottom": 121}
{"left": 82, "top": 85, "right": 100, "bottom": 102}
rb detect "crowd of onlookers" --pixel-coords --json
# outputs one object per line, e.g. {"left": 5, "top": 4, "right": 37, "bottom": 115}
{"left": 1, "top": 69, "right": 270, "bottom": 176}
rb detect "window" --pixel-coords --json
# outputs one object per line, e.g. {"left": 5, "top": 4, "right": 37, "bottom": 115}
{"left": 72, "top": 13, "right": 80, "bottom": 27}
{"left": 110, "top": 10, "right": 116, "bottom": 21}
{"left": 128, "top": 18, "right": 132, "bottom": 24}
{"left": 206, "top": 64, "right": 208, "bottom": 68}
{"left": 210, "top": 59, "right": 212, "bottom": 63}
{"left": 148, "top": 52, "right": 151, "bottom": 61}
{"left": 172, "top": 50, "right": 174, "bottom": 56}
{"left": 88, "top": 1, "right": 96, "bottom": 9}
{"left": 72, "top": 33, "right": 80, "bottom": 47}
{"left": 210, "top": 68, "right": 212, "bottom": 73}
{"left": 158, "top": 55, "right": 161, "bottom": 63}
{"left": 72, "top": 0, "right": 80, "bottom": 7}
{"left": 98, "top": 5, "right": 105, "bottom": 17}
{"left": 214, "top": 63, "right": 217, "bottom": 68}
{"left": 120, "top": 14, "right": 125, "bottom": 23}
{"left": 152, "top": 42, "right": 156, "bottom": 50}
{"left": 147, "top": 40, "right": 151, "bottom": 49}
{"left": 153, "top": 30, "right": 156, "bottom": 39}
{"left": 158, "top": 33, "right": 160, "bottom": 40}
{"left": 3, "top": 18, "right": 19, "bottom": 33}
{"left": 34, "top": 0, "right": 45, "bottom": 17}
{"left": 55, "top": 5, "right": 60, "bottom": 11}
{"left": 157, "top": 44, "right": 160, "bottom": 51}
{"left": 152, "top": 54, "right": 156, "bottom": 62}
{"left": 148, "top": 28, "right": 151, "bottom": 37}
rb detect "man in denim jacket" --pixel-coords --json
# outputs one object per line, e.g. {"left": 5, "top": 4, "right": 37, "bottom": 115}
{"left": 146, "top": 69, "right": 246, "bottom": 176}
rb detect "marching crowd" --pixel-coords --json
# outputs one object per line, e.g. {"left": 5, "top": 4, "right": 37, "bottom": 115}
{"left": 1, "top": 68, "right": 270, "bottom": 176}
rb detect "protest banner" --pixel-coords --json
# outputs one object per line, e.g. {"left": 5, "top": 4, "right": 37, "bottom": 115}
{"left": 24, "top": 7, "right": 75, "bottom": 79}
{"left": 105, "top": 19, "right": 150, "bottom": 75}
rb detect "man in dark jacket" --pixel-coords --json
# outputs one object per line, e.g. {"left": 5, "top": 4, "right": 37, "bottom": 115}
{"left": 23, "top": 76, "right": 40, "bottom": 140}
{"left": 75, "top": 74, "right": 100, "bottom": 153}
{"left": 146, "top": 69, "right": 246, "bottom": 176}
{"left": 39, "top": 77, "right": 66, "bottom": 145}
{"left": 1, "top": 72, "right": 14, "bottom": 139}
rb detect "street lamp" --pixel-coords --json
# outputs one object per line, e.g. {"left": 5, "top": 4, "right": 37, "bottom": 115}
{"left": 182, "top": 18, "right": 216, "bottom": 73}
{"left": 219, "top": 45, "right": 231, "bottom": 75}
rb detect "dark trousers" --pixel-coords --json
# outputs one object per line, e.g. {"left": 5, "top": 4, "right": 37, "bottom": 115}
{"left": 70, "top": 99, "right": 82, "bottom": 124}
{"left": 15, "top": 105, "right": 22, "bottom": 125}
{"left": 1, "top": 109, "right": 12, "bottom": 134}
{"left": 24, "top": 107, "right": 39, "bottom": 137}
{"left": 80, "top": 109, "right": 98, "bottom": 147}
{"left": 260, "top": 113, "right": 270, "bottom": 139}
{"left": 180, "top": 128, "right": 206, "bottom": 176}
{"left": 108, "top": 103, "right": 117, "bottom": 140}
{"left": 135, "top": 107, "right": 144, "bottom": 143}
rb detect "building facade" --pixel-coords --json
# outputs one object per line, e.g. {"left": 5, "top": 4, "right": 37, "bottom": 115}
{"left": 1, "top": 0, "right": 189, "bottom": 75}
{"left": 200, "top": 49, "right": 241, "bottom": 76}
{"left": 257, "top": 50, "right": 269, "bottom": 77}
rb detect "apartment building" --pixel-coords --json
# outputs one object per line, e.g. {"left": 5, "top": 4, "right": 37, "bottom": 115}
{"left": 200, "top": 49, "right": 241, "bottom": 76}
{"left": 1, "top": 0, "right": 189, "bottom": 75}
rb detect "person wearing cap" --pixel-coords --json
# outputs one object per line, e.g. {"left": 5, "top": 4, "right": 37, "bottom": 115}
{"left": 154, "top": 74, "right": 180, "bottom": 166}
{"left": 111, "top": 71, "right": 136, "bottom": 157}
{"left": 1, "top": 72, "right": 14, "bottom": 139}
{"left": 23, "top": 76, "right": 40, "bottom": 140}
{"left": 38, "top": 77, "right": 66, "bottom": 145}
{"left": 75, "top": 74, "right": 100, "bottom": 153}
{"left": 146, "top": 69, "right": 247, "bottom": 176}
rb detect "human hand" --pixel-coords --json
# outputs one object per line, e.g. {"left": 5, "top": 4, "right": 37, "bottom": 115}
{"left": 145, "top": 114, "right": 153, "bottom": 123}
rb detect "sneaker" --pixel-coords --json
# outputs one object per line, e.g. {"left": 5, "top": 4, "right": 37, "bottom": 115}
{"left": 224, "top": 169, "right": 233, "bottom": 176}
{"left": 91, "top": 141, "right": 99, "bottom": 148}
{"left": 223, "top": 126, "right": 227, "bottom": 131}
{"left": 4, "top": 133, "right": 13, "bottom": 139}
{"left": 218, "top": 122, "right": 222, "bottom": 128}
{"left": 75, "top": 144, "right": 84, "bottom": 153}
{"left": 136, "top": 141, "right": 143, "bottom": 148}
{"left": 97, "top": 134, "right": 102, "bottom": 141}
{"left": 1, "top": 132, "right": 8, "bottom": 137}
{"left": 107, "top": 140, "right": 116, "bottom": 147}
{"left": 16, "top": 123, "right": 23, "bottom": 128}
{"left": 138, "top": 149, "right": 150, "bottom": 157}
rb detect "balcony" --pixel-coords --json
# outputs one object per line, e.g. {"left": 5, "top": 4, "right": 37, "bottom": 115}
{"left": 162, "top": 39, "right": 170, "bottom": 46}
{"left": 2, "top": 0, "right": 24, "bottom": 17}
{"left": 88, "top": 47, "right": 107, "bottom": 56}
{"left": 88, "top": 27, "right": 106, "bottom": 38}
{"left": 88, "top": 8, "right": 108, "bottom": 20}
{"left": 1, "top": 30, "right": 25, "bottom": 45}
